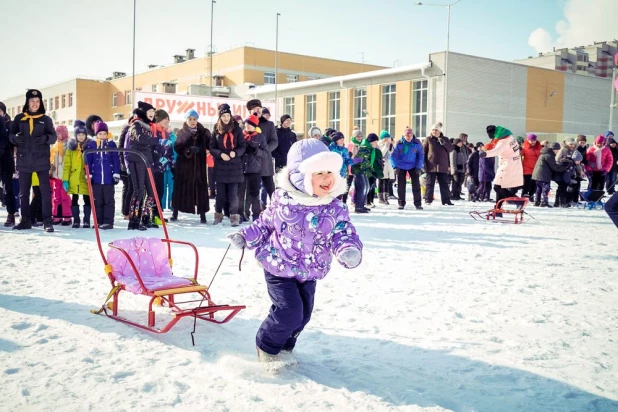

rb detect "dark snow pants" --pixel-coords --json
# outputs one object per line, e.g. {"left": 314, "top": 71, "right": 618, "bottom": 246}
{"left": 256, "top": 271, "right": 316, "bottom": 355}
{"left": 92, "top": 184, "right": 116, "bottom": 225}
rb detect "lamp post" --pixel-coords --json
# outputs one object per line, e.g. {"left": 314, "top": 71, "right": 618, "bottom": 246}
{"left": 209, "top": 0, "right": 216, "bottom": 97}
{"left": 275, "top": 13, "right": 281, "bottom": 119}
{"left": 415, "top": 0, "right": 462, "bottom": 135}
{"left": 132, "top": 0, "right": 136, "bottom": 102}
{"left": 610, "top": 67, "right": 617, "bottom": 131}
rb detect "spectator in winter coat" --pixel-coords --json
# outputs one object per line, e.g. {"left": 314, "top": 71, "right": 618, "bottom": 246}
{"left": 49, "top": 125, "right": 72, "bottom": 225}
{"left": 605, "top": 137, "right": 618, "bottom": 194}
{"left": 449, "top": 138, "right": 467, "bottom": 200}
{"left": 329, "top": 132, "right": 359, "bottom": 178}
{"left": 229, "top": 138, "right": 362, "bottom": 363}
{"left": 520, "top": 134, "right": 541, "bottom": 201}
{"left": 576, "top": 135, "right": 588, "bottom": 166}
{"left": 308, "top": 126, "right": 322, "bottom": 141}
{"left": 0, "top": 103, "right": 17, "bottom": 227}
{"left": 568, "top": 150, "right": 585, "bottom": 204}
{"left": 532, "top": 142, "right": 571, "bottom": 207}
{"left": 85, "top": 121, "right": 120, "bottom": 229}
{"left": 391, "top": 126, "right": 424, "bottom": 210}
{"left": 423, "top": 123, "right": 454, "bottom": 206}
{"left": 553, "top": 137, "right": 578, "bottom": 207}
{"left": 465, "top": 142, "right": 483, "bottom": 201}
{"left": 9, "top": 89, "right": 57, "bottom": 232}
{"left": 63, "top": 121, "right": 92, "bottom": 228}
{"left": 351, "top": 133, "right": 382, "bottom": 213}
{"left": 377, "top": 130, "right": 395, "bottom": 205}
{"left": 586, "top": 135, "right": 614, "bottom": 191}
{"left": 172, "top": 109, "right": 210, "bottom": 224}
{"left": 240, "top": 115, "right": 268, "bottom": 222}
{"left": 272, "top": 114, "right": 296, "bottom": 172}
{"left": 152, "top": 109, "right": 173, "bottom": 223}
{"left": 246, "top": 99, "right": 278, "bottom": 206}
{"left": 118, "top": 122, "right": 132, "bottom": 219}
{"left": 210, "top": 103, "right": 247, "bottom": 227}
{"left": 477, "top": 153, "right": 495, "bottom": 202}
{"left": 320, "top": 128, "right": 335, "bottom": 147}
{"left": 479, "top": 125, "right": 523, "bottom": 206}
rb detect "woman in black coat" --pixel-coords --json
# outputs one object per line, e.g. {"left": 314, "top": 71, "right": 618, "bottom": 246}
{"left": 172, "top": 110, "right": 210, "bottom": 223}
{"left": 272, "top": 114, "right": 296, "bottom": 172}
{"left": 240, "top": 115, "right": 268, "bottom": 221}
{"left": 210, "top": 104, "right": 246, "bottom": 226}
{"left": 9, "top": 89, "right": 57, "bottom": 232}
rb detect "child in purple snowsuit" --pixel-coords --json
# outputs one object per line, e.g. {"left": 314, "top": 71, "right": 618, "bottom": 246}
{"left": 229, "top": 139, "right": 363, "bottom": 362}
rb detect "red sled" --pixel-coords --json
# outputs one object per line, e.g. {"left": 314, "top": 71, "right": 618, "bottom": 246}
{"left": 84, "top": 147, "right": 245, "bottom": 334}
{"left": 469, "top": 197, "right": 532, "bottom": 224}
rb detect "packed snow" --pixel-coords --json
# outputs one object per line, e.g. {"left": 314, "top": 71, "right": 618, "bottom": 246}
{"left": 0, "top": 191, "right": 617, "bottom": 411}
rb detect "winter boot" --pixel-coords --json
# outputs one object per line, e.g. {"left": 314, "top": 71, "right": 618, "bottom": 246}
{"left": 540, "top": 201, "right": 552, "bottom": 208}
{"left": 200, "top": 213, "right": 207, "bottom": 224}
{"left": 43, "top": 218, "right": 54, "bottom": 233}
{"left": 170, "top": 209, "right": 178, "bottom": 221}
{"left": 52, "top": 218, "right": 62, "bottom": 225}
{"left": 61, "top": 218, "right": 72, "bottom": 226}
{"left": 529, "top": 194, "right": 535, "bottom": 203}
{"left": 13, "top": 219, "right": 32, "bottom": 230}
{"left": 230, "top": 214, "right": 240, "bottom": 227}
{"left": 82, "top": 205, "right": 91, "bottom": 228}
{"left": 378, "top": 193, "right": 388, "bottom": 205}
{"left": 398, "top": 204, "right": 404, "bottom": 210}
{"left": 534, "top": 200, "right": 541, "bottom": 207}
{"left": 560, "top": 197, "right": 571, "bottom": 208}
{"left": 4, "top": 214, "right": 15, "bottom": 227}
{"left": 71, "top": 206, "right": 81, "bottom": 228}
{"left": 213, "top": 212, "right": 224, "bottom": 226}
{"left": 415, "top": 205, "right": 424, "bottom": 210}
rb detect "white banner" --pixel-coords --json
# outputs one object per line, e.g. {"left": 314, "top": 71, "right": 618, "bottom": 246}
{"left": 133, "top": 91, "right": 273, "bottom": 123}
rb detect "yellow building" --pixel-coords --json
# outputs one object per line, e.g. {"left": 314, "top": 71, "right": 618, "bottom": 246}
{"left": 1, "top": 47, "right": 383, "bottom": 130}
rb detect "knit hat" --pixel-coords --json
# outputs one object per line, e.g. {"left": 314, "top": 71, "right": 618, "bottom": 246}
{"left": 261, "top": 107, "right": 270, "bottom": 116}
{"left": 244, "top": 114, "right": 260, "bottom": 128}
{"left": 608, "top": 137, "right": 617, "bottom": 145}
{"left": 94, "top": 121, "right": 108, "bottom": 135}
{"left": 366, "top": 133, "right": 379, "bottom": 143}
{"left": 606, "top": 131, "right": 614, "bottom": 138}
{"left": 309, "top": 126, "right": 322, "bottom": 138}
{"left": 475, "top": 142, "right": 484, "bottom": 149}
{"left": 564, "top": 137, "right": 576, "bottom": 146}
{"left": 185, "top": 109, "right": 199, "bottom": 120}
{"left": 74, "top": 120, "right": 87, "bottom": 137}
{"left": 576, "top": 134, "right": 587, "bottom": 142}
{"left": 287, "top": 139, "right": 343, "bottom": 196}
{"left": 431, "top": 123, "right": 442, "bottom": 131}
{"left": 571, "top": 150, "right": 583, "bottom": 163}
{"left": 85, "top": 114, "right": 103, "bottom": 137}
{"left": 138, "top": 101, "right": 155, "bottom": 112}
{"left": 218, "top": 103, "right": 231, "bottom": 117}
{"left": 550, "top": 142, "right": 561, "bottom": 150}
{"left": 595, "top": 135, "right": 606, "bottom": 145}
{"left": 454, "top": 138, "right": 462, "bottom": 145}
{"left": 526, "top": 133, "right": 537, "bottom": 141}
{"left": 516, "top": 136, "right": 524, "bottom": 145}
{"left": 379, "top": 130, "right": 391, "bottom": 139}
{"left": 331, "top": 131, "right": 345, "bottom": 143}
{"left": 351, "top": 129, "right": 363, "bottom": 138}
{"left": 154, "top": 109, "right": 169, "bottom": 123}
{"left": 280, "top": 114, "right": 291, "bottom": 125}
{"left": 23, "top": 89, "right": 45, "bottom": 114}
{"left": 246, "top": 99, "right": 262, "bottom": 110}
{"left": 55, "top": 125, "right": 68, "bottom": 141}
{"left": 0, "top": 101, "right": 6, "bottom": 115}
{"left": 324, "top": 128, "right": 335, "bottom": 137}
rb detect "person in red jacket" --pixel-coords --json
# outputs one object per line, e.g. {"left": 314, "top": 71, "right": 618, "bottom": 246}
{"left": 520, "top": 133, "right": 542, "bottom": 201}
{"left": 586, "top": 135, "right": 614, "bottom": 190}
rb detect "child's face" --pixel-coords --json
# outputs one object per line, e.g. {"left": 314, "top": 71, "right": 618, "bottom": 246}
{"left": 370, "top": 141, "right": 378, "bottom": 148}
{"left": 245, "top": 123, "right": 255, "bottom": 133}
{"left": 553, "top": 149, "right": 559, "bottom": 155}
{"left": 312, "top": 171, "right": 335, "bottom": 197}
{"left": 76, "top": 133, "right": 86, "bottom": 142}
{"left": 147, "top": 109, "right": 155, "bottom": 121}
{"left": 96, "top": 131, "right": 108, "bottom": 140}
{"left": 578, "top": 140, "right": 586, "bottom": 147}
{"left": 336, "top": 139, "right": 345, "bottom": 147}
{"left": 186, "top": 116, "right": 198, "bottom": 128}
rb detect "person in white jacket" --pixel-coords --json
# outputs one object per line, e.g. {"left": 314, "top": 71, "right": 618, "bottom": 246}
{"left": 378, "top": 130, "right": 394, "bottom": 204}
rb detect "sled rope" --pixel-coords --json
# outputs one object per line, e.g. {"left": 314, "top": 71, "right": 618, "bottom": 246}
{"left": 90, "top": 285, "right": 121, "bottom": 315}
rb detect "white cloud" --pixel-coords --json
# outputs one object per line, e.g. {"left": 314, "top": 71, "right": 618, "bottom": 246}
{"left": 528, "top": 0, "right": 618, "bottom": 54}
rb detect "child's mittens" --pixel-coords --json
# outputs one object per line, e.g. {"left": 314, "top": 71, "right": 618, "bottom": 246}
{"left": 113, "top": 174, "right": 120, "bottom": 184}
{"left": 227, "top": 232, "right": 246, "bottom": 249}
{"left": 221, "top": 153, "right": 231, "bottom": 161}
{"left": 338, "top": 248, "right": 362, "bottom": 269}
{"left": 62, "top": 181, "right": 69, "bottom": 192}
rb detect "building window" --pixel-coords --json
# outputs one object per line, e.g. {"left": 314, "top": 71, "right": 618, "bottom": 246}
{"left": 61, "top": 95, "right": 66, "bottom": 108}
{"left": 412, "top": 80, "right": 428, "bottom": 138}
{"left": 286, "top": 74, "right": 298, "bottom": 83}
{"left": 264, "top": 72, "right": 276, "bottom": 85}
{"left": 112, "top": 93, "right": 117, "bottom": 107}
{"left": 353, "top": 88, "right": 367, "bottom": 133}
{"left": 48, "top": 98, "right": 53, "bottom": 110}
{"left": 328, "top": 91, "right": 341, "bottom": 131}
{"left": 283, "top": 97, "right": 295, "bottom": 127}
{"left": 381, "top": 84, "right": 396, "bottom": 135}
{"left": 125, "top": 90, "right": 131, "bottom": 105}
{"left": 68, "top": 120, "right": 72, "bottom": 126}
{"left": 68, "top": 93, "right": 73, "bottom": 107}
{"left": 163, "top": 83, "right": 176, "bottom": 94}
{"left": 151, "top": 84, "right": 158, "bottom": 92}
{"left": 54, "top": 96, "right": 59, "bottom": 110}
{"left": 305, "top": 94, "right": 317, "bottom": 132}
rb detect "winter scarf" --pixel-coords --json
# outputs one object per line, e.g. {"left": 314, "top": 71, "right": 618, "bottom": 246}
{"left": 484, "top": 126, "right": 512, "bottom": 151}
{"left": 222, "top": 132, "right": 235, "bottom": 150}
{"left": 243, "top": 130, "right": 258, "bottom": 141}
{"left": 21, "top": 112, "right": 44, "bottom": 134}
{"left": 361, "top": 138, "right": 377, "bottom": 166}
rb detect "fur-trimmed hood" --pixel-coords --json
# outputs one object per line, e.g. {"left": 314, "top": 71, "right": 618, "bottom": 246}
{"left": 68, "top": 137, "right": 91, "bottom": 151}
{"left": 277, "top": 166, "right": 348, "bottom": 206}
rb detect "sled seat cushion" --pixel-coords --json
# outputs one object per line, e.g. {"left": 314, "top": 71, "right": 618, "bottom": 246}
{"left": 107, "top": 237, "right": 193, "bottom": 294}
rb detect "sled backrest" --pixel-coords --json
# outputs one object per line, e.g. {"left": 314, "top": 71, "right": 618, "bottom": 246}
{"left": 497, "top": 197, "right": 528, "bottom": 212}
{"left": 107, "top": 237, "right": 172, "bottom": 281}
{"left": 580, "top": 190, "right": 605, "bottom": 202}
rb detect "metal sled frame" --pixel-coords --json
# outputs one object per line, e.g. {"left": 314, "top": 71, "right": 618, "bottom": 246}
{"left": 83, "top": 148, "right": 245, "bottom": 334}
{"left": 576, "top": 190, "right": 605, "bottom": 211}
{"left": 470, "top": 197, "right": 530, "bottom": 224}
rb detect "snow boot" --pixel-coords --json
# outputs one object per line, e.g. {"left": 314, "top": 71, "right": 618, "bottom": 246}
{"left": 71, "top": 206, "right": 81, "bottom": 228}
{"left": 415, "top": 205, "right": 424, "bottom": 210}
{"left": 13, "top": 219, "right": 32, "bottom": 230}
{"left": 99, "top": 223, "right": 114, "bottom": 230}
{"left": 52, "top": 218, "right": 62, "bottom": 225}
{"left": 200, "top": 213, "right": 207, "bottom": 224}
{"left": 378, "top": 193, "right": 389, "bottom": 205}
{"left": 534, "top": 200, "right": 541, "bottom": 207}
{"left": 540, "top": 201, "right": 552, "bottom": 208}
{"left": 398, "top": 204, "right": 404, "bottom": 210}
{"left": 354, "top": 208, "right": 369, "bottom": 214}
{"left": 82, "top": 205, "right": 91, "bottom": 228}
{"left": 213, "top": 212, "right": 224, "bottom": 226}
{"left": 256, "top": 346, "right": 279, "bottom": 363}
{"left": 4, "top": 214, "right": 15, "bottom": 227}
{"left": 43, "top": 218, "right": 54, "bottom": 233}
{"left": 230, "top": 214, "right": 240, "bottom": 227}
{"left": 61, "top": 218, "right": 72, "bottom": 226}
{"left": 170, "top": 209, "right": 178, "bottom": 222}
{"left": 560, "top": 197, "right": 571, "bottom": 208}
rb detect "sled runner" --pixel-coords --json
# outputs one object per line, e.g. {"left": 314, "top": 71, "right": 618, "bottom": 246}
{"left": 469, "top": 197, "right": 530, "bottom": 224}
{"left": 577, "top": 190, "right": 605, "bottom": 210}
{"left": 84, "top": 148, "right": 245, "bottom": 334}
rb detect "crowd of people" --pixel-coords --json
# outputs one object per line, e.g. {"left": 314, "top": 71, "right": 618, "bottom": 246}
{"left": 1, "top": 89, "right": 617, "bottom": 233}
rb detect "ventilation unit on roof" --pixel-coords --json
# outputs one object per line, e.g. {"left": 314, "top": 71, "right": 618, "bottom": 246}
{"left": 173, "top": 55, "right": 185, "bottom": 64}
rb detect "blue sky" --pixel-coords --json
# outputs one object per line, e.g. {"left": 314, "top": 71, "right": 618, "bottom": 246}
{"left": 1, "top": 0, "right": 615, "bottom": 100}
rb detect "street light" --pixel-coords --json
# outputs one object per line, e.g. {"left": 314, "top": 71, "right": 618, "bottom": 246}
{"left": 610, "top": 67, "right": 617, "bottom": 131}
{"left": 415, "top": 0, "right": 462, "bottom": 135}
{"left": 209, "top": 0, "right": 216, "bottom": 97}
{"left": 275, "top": 13, "right": 281, "bottom": 119}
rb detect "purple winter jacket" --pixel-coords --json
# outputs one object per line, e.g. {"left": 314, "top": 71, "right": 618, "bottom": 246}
{"left": 240, "top": 168, "right": 363, "bottom": 282}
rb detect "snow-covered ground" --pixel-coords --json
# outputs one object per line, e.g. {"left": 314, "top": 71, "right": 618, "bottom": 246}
{"left": 1, "top": 191, "right": 617, "bottom": 412}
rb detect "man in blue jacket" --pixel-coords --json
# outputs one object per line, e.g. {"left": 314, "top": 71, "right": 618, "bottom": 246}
{"left": 391, "top": 127, "right": 424, "bottom": 210}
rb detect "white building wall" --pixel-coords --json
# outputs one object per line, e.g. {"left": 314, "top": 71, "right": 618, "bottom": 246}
{"left": 563, "top": 74, "right": 616, "bottom": 136}
{"left": 444, "top": 53, "right": 528, "bottom": 139}
{"left": 1, "top": 80, "right": 77, "bottom": 126}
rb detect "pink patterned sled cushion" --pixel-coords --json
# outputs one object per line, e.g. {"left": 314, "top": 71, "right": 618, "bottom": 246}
{"left": 107, "top": 237, "right": 192, "bottom": 294}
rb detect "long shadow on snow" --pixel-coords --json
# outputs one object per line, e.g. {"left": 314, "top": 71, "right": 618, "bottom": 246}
{"left": 0, "top": 294, "right": 616, "bottom": 412}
